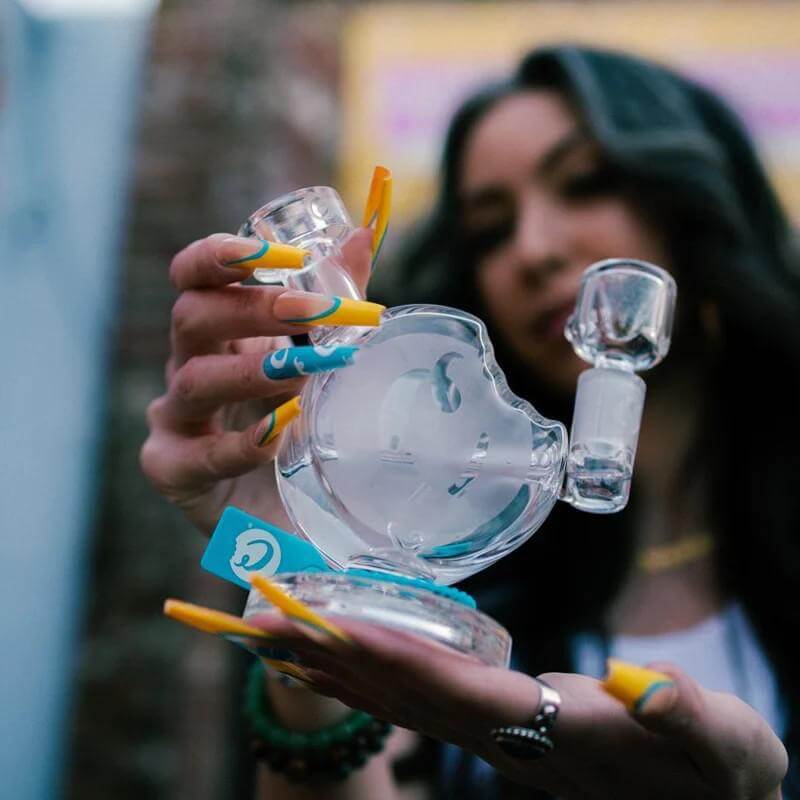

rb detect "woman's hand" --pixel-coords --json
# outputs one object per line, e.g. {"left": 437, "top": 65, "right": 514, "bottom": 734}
{"left": 140, "top": 230, "right": 374, "bottom": 534}
{"left": 248, "top": 614, "right": 787, "bottom": 800}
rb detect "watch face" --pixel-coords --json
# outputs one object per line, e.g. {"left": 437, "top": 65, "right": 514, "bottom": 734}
{"left": 277, "top": 305, "right": 567, "bottom": 584}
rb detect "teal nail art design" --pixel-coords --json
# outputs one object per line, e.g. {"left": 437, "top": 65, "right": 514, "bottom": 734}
{"left": 263, "top": 345, "right": 359, "bottom": 380}
{"left": 256, "top": 411, "right": 277, "bottom": 447}
{"left": 283, "top": 296, "right": 342, "bottom": 323}
{"left": 225, "top": 239, "right": 270, "bottom": 265}
{"left": 371, "top": 223, "right": 389, "bottom": 271}
{"left": 634, "top": 680, "right": 675, "bottom": 712}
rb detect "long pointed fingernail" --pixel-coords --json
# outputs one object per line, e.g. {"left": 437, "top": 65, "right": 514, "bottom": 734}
{"left": 602, "top": 659, "right": 675, "bottom": 712}
{"left": 362, "top": 165, "right": 392, "bottom": 269}
{"left": 261, "top": 658, "right": 315, "bottom": 683}
{"left": 163, "top": 598, "right": 275, "bottom": 639}
{"left": 250, "top": 574, "right": 351, "bottom": 645}
{"left": 263, "top": 345, "right": 359, "bottom": 380}
{"left": 274, "top": 291, "right": 385, "bottom": 327}
{"left": 218, "top": 237, "right": 308, "bottom": 270}
{"left": 254, "top": 396, "right": 302, "bottom": 447}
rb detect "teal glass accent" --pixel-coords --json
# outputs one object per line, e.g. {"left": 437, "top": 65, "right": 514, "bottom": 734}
{"left": 344, "top": 568, "right": 477, "bottom": 608}
{"left": 203, "top": 506, "right": 477, "bottom": 606}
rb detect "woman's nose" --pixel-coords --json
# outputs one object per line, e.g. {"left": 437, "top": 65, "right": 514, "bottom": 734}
{"left": 511, "top": 195, "right": 567, "bottom": 286}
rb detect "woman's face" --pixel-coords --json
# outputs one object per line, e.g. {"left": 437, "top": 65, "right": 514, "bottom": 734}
{"left": 460, "top": 90, "right": 670, "bottom": 394}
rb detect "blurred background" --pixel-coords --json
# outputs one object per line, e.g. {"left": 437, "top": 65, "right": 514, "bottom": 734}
{"left": 1, "top": 1, "right": 798, "bottom": 798}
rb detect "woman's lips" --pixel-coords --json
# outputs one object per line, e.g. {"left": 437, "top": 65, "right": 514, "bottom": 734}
{"left": 529, "top": 300, "right": 576, "bottom": 341}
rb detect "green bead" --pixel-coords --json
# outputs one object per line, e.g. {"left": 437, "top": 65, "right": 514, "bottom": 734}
{"left": 285, "top": 731, "right": 307, "bottom": 749}
{"left": 242, "top": 661, "right": 393, "bottom": 782}
{"left": 270, "top": 728, "right": 291, "bottom": 747}
{"left": 312, "top": 730, "right": 332, "bottom": 748}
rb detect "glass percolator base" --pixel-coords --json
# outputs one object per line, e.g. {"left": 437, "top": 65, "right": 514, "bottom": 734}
{"left": 243, "top": 571, "right": 512, "bottom": 668}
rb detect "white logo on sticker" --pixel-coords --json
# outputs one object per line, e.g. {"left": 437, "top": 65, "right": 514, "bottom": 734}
{"left": 230, "top": 529, "right": 282, "bottom": 582}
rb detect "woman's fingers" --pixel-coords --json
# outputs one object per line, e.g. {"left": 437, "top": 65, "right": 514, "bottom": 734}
{"left": 160, "top": 344, "right": 357, "bottom": 429}
{"left": 168, "top": 228, "right": 372, "bottom": 296}
{"left": 163, "top": 352, "right": 302, "bottom": 427}
{"left": 169, "top": 233, "right": 307, "bottom": 290}
{"left": 170, "top": 285, "right": 382, "bottom": 366}
{"left": 249, "top": 612, "right": 540, "bottom": 741}
{"left": 631, "top": 662, "right": 788, "bottom": 798}
{"left": 167, "top": 228, "right": 377, "bottom": 366}
{"left": 170, "top": 284, "right": 287, "bottom": 365}
{"left": 141, "top": 399, "right": 298, "bottom": 500}
{"left": 170, "top": 234, "right": 248, "bottom": 290}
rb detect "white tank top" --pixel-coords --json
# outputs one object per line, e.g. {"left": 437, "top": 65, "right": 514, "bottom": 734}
{"left": 571, "top": 603, "right": 786, "bottom": 736}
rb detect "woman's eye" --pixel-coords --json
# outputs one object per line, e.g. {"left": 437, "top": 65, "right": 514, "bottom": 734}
{"left": 462, "top": 219, "right": 515, "bottom": 256}
{"left": 560, "top": 167, "right": 622, "bottom": 201}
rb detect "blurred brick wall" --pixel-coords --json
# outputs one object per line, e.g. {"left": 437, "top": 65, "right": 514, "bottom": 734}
{"left": 66, "top": 2, "right": 350, "bottom": 799}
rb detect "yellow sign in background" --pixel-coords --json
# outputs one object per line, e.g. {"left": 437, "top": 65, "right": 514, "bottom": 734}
{"left": 339, "top": 2, "right": 800, "bottom": 225}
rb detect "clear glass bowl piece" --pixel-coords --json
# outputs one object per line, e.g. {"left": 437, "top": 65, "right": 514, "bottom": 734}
{"left": 565, "top": 259, "right": 676, "bottom": 371}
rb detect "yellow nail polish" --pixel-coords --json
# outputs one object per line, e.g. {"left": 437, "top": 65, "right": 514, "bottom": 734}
{"left": 362, "top": 166, "right": 389, "bottom": 226}
{"left": 275, "top": 292, "right": 385, "bottom": 327}
{"left": 218, "top": 237, "right": 308, "bottom": 270}
{"left": 250, "top": 573, "right": 351, "bottom": 643}
{"left": 255, "top": 396, "right": 302, "bottom": 447}
{"left": 602, "top": 658, "right": 674, "bottom": 712}
{"left": 362, "top": 166, "right": 392, "bottom": 265}
{"left": 164, "top": 598, "right": 274, "bottom": 639}
{"left": 261, "top": 657, "right": 314, "bottom": 683}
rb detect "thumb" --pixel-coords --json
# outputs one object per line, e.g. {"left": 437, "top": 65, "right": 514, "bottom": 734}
{"left": 602, "top": 659, "right": 701, "bottom": 734}
{"left": 635, "top": 660, "right": 705, "bottom": 726}
{"left": 603, "top": 658, "right": 685, "bottom": 727}
{"left": 603, "top": 659, "right": 788, "bottom": 796}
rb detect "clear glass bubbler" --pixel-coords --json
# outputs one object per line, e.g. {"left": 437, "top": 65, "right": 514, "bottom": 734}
{"left": 237, "top": 187, "right": 676, "bottom": 667}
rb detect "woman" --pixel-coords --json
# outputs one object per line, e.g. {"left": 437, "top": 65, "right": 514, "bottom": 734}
{"left": 142, "top": 45, "right": 799, "bottom": 797}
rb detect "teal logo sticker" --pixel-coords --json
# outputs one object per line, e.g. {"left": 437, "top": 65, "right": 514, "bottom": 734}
{"left": 202, "top": 506, "right": 332, "bottom": 590}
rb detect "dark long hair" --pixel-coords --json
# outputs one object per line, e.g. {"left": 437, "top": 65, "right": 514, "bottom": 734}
{"left": 385, "top": 44, "right": 800, "bottom": 795}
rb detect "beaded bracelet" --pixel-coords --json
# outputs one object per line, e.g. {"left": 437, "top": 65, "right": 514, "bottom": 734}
{"left": 244, "top": 661, "right": 393, "bottom": 783}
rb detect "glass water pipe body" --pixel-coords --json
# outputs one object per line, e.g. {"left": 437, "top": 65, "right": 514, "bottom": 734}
{"left": 237, "top": 188, "right": 676, "bottom": 586}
